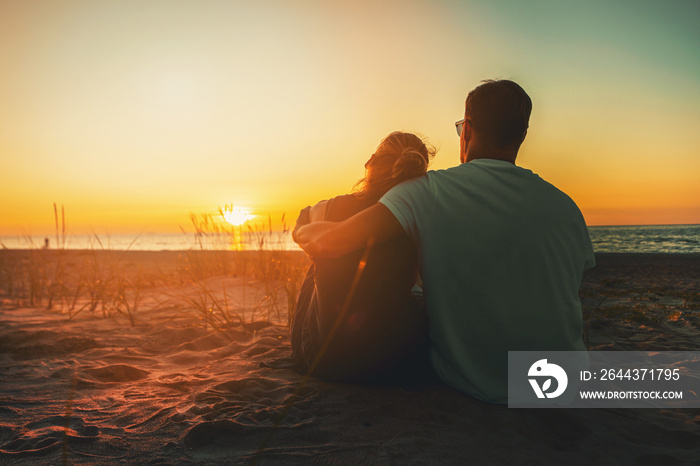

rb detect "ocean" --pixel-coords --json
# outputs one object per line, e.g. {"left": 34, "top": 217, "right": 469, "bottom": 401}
{"left": 0, "top": 231, "right": 299, "bottom": 252}
{"left": 586, "top": 224, "right": 700, "bottom": 254}
{"left": 2, "top": 224, "right": 699, "bottom": 254}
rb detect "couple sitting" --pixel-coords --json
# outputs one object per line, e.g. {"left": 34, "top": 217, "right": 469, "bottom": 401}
{"left": 292, "top": 79, "right": 595, "bottom": 404}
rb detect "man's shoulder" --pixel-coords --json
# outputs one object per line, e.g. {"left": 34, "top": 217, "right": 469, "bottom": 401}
{"left": 518, "top": 168, "right": 589, "bottom": 227}
{"left": 423, "top": 160, "right": 515, "bottom": 187}
{"left": 418, "top": 164, "right": 469, "bottom": 186}
{"left": 379, "top": 173, "right": 436, "bottom": 221}
{"left": 523, "top": 169, "right": 579, "bottom": 205}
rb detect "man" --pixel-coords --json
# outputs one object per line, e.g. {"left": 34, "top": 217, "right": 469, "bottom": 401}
{"left": 293, "top": 80, "right": 595, "bottom": 403}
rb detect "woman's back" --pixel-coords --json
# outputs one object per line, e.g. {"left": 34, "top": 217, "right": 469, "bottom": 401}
{"left": 292, "top": 194, "right": 427, "bottom": 382}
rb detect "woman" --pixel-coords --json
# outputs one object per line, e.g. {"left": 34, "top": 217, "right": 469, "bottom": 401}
{"left": 291, "top": 131, "right": 436, "bottom": 383}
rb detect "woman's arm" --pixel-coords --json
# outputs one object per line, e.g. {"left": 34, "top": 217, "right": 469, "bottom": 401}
{"left": 308, "top": 200, "right": 328, "bottom": 223}
{"left": 294, "top": 199, "right": 328, "bottom": 231}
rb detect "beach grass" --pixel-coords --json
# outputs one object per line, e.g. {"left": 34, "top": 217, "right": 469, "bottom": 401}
{"left": 0, "top": 249, "right": 309, "bottom": 329}
{"left": 0, "top": 210, "right": 309, "bottom": 329}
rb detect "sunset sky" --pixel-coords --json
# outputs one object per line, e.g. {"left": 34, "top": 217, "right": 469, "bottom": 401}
{"left": 1, "top": 0, "right": 699, "bottom": 236}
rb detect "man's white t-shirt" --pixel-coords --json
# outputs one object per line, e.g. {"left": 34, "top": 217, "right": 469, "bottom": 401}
{"left": 380, "top": 159, "right": 595, "bottom": 403}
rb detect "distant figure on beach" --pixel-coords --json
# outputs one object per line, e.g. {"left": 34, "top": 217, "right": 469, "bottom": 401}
{"left": 291, "top": 131, "right": 435, "bottom": 382}
{"left": 294, "top": 80, "right": 595, "bottom": 403}
{"left": 42, "top": 237, "right": 49, "bottom": 249}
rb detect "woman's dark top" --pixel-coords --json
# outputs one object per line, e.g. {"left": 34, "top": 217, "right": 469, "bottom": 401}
{"left": 291, "top": 194, "right": 428, "bottom": 382}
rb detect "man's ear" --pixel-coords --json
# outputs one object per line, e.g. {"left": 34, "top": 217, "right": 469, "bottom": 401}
{"left": 463, "top": 119, "right": 474, "bottom": 138}
{"left": 460, "top": 119, "right": 472, "bottom": 163}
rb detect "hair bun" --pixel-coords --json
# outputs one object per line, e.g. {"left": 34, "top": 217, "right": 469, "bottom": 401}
{"left": 392, "top": 147, "right": 427, "bottom": 180}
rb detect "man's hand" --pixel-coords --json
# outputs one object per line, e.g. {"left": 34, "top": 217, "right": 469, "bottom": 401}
{"left": 292, "top": 203, "right": 405, "bottom": 258}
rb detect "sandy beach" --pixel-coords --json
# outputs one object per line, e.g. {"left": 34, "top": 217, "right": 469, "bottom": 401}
{"left": 1, "top": 250, "right": 699, "bottom": 465}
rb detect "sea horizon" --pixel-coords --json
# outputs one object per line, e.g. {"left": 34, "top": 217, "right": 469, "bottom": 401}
{"left": 2, "top": 224, "right": 700, "bottom": 254}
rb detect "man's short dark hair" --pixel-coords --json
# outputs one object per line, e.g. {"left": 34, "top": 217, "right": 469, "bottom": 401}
{"left": 465, "top": 80, "right": 532, "bottom": 149}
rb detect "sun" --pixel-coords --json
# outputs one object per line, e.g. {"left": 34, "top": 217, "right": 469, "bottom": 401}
{"left": 221, "top": 206, "right": 256, "bottom": 226}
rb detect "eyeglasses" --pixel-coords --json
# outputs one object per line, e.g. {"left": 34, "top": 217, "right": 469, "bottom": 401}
{"left": 455, "top": 118, "right": 465, "bottom": 136}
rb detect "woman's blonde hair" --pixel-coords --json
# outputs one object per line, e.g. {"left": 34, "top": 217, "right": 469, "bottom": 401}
{"left": 354, "top": 131, "right": 436, "bottom": 203}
